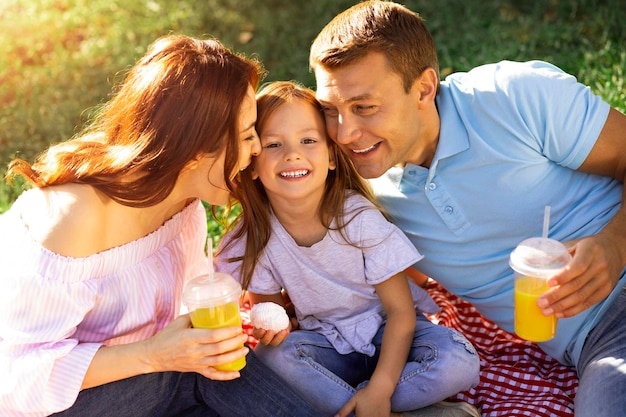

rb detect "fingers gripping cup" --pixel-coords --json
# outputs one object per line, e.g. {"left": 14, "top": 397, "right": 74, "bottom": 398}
{"left": 509, "top": 237, "right": 571, "bottom": 342}
{"left": 182, "top": 272, "right": 246, "bottom": 371}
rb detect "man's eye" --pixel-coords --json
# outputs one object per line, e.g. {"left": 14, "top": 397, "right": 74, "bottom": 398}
{"left": 322, "top": 107, "right": 339, "bottom": 117}
{"left": 356, "top": 105, "right": 377, "bottom": 114}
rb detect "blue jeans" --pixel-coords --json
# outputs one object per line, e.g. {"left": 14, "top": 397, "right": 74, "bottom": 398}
{"left": 575, "top": 286, "right": 626, "bottom": 417}
{"left": 51, "top": 349, "right": 323, "bottom": 417}
{"left": 254, "top": 314, "right": 480, "bottom": 415}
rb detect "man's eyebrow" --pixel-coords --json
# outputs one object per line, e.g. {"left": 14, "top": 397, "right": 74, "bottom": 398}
{"left": 318, "top": 93, "right": 372, "bottom": 105}
{"left": 346, "top": 94, "right": 372, "bottom": 102}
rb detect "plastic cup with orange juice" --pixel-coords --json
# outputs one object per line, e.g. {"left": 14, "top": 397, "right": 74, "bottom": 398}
{"left": 509, "top": 237, "right": 571, "bottom": 342}
{"left": 182, "top": 272, "right": 246, "bottom": 371}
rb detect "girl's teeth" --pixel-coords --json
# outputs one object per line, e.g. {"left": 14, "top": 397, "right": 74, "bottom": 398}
{"left": 280, "top": 170, "right": 308, "bottom": 178}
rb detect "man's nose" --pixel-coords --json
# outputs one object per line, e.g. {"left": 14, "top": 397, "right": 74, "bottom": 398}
{"left": 335, "top": 113, "right": 360, "bottom": 145}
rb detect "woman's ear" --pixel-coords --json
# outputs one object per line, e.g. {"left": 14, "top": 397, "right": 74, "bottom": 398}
{"left": 182, "top": 157, "right": 200, "bottom": 172}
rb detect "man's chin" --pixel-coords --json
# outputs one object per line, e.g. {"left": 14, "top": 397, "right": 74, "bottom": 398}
{"left": 351, "top": 161, "right": 388, "bottom": 179}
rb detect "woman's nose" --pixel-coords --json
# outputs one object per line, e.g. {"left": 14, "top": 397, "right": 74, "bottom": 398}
{"left": 251, "top": 135, "right": 262, "bottom": 156}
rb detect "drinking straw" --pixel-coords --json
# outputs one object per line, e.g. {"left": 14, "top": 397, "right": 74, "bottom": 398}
{"left": 542, "top": 205, "right": 551, "bottom": 239}
{"left": 207, "top": 237, "right": 215, "bottom": 278}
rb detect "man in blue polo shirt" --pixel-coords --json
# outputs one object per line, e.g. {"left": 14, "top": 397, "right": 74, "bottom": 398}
{"left": 310, "top": 2, "right": 626, "bottom": 416}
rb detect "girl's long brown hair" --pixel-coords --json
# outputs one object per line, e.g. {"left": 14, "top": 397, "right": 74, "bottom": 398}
{"left": 7, "top": 35, "right": 263, "bottom": 207}
{"left": 222, "top": 81, "right": 385, "bottom": 291}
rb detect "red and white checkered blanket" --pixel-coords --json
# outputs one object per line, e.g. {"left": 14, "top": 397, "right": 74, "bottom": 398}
{"left": 240, "top": 280, "right": 578, "bottom": 416}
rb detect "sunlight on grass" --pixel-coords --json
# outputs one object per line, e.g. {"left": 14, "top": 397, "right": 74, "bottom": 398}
{"left": 1, "top": 0, "right": 624, "bottom": 235}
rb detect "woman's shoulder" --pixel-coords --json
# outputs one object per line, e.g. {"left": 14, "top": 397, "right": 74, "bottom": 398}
{"left": 21, "top": 184, "right": 109, "bottom": 257}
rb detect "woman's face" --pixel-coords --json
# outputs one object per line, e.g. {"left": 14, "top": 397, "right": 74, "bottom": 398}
{"left": 185, "top": 86, "right": 260, "bottom": 206}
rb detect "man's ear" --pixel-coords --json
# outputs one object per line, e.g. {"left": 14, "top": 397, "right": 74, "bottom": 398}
{"left": 413, "top": 68, "right": 438, "bottom": 108}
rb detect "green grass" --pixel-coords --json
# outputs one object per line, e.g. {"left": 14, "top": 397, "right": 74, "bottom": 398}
{"left": 2, "top": 0, "right": 625, "bottom": 238}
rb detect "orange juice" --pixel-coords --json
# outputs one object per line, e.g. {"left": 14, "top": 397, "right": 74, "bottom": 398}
{"left": 514, "top": 276, "right": 556, "bottom": 342}
{"left": 190, "top": 301, "right": 246, "bottom": 371}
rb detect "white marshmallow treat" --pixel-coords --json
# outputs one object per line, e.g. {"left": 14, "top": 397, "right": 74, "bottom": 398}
{"left": 250, "top": 302, "right": 290, "bottom": 332}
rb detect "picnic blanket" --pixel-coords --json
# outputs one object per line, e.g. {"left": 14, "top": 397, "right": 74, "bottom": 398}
{"left": 240, "top": 280, "right": 578, "bottom": 416}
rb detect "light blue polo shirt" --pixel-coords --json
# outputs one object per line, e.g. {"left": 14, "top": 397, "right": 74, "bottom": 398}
{"left": 370, "top": 60, "right": 624, "bottom": 366}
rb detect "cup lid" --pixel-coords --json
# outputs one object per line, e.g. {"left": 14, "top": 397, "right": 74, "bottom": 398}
{"left": 509, "top": 237, "right": 571, "bottom": 278}
{"left": 182, "top": 272, "right": 242, "bottom": 308}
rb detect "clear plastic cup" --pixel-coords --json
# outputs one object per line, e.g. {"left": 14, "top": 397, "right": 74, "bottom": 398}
{"left": 509, "top": 237, "right": 571, "bottom": 342}
{"left": 182, "top": 272, "right": 246, "bottom": 371}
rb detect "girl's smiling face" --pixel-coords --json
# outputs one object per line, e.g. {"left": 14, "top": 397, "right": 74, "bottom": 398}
{"left": 252, "top": 98, "right": 336, "bottom": 206}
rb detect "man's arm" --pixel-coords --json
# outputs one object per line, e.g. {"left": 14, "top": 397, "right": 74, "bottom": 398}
{"left": 539, "top": 108, "right": 626, "bottom": 318}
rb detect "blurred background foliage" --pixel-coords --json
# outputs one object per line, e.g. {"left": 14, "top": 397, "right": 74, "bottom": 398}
{"left": 1, "top": 0, "right": 625, "bottom": 228}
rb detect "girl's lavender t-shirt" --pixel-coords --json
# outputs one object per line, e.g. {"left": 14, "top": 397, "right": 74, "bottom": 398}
{"left": 217, "top": 193, "right": 438, "bottom": 356}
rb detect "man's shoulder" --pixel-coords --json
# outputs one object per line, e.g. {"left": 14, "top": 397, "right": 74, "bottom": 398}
{"left": 442, "top": 60, "right": 570, "bottom": 90}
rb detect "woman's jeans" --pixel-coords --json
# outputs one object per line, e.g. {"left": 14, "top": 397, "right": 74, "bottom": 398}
{"left": 575, "top": 286, "right": 626, "bottom": 417}
{"left": 254, "top": 314, "right": 480, "bottom": 415}
{"left": 51, "top": 348, "right": 322, "bottom": 417}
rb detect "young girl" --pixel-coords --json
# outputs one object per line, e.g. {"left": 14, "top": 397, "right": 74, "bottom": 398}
{"left": 217, "top": 81, "right": 480, "bottom": 417}
{"left": 0, "top": 37, "right": 321, "bottom": 417}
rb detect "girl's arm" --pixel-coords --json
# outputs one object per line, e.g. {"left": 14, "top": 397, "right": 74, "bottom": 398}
{"left": 248, "top": 292, "right": 292, "bottom": 346}
{"left": 337, "top": 272, "right": 417, "bottom": 417}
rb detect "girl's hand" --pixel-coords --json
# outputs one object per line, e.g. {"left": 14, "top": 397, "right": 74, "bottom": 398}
{"left": 252, "top": 326, "right": 290, "bottom": 346}
{"left": 334, "top": 387, "right": 391, "bottom": 417}
{"left": 142, "top": 314, "right": 249, "bottom": 381}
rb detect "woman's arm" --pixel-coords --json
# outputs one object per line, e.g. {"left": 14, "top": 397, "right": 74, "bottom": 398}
{"left": 82, "top": 314, "right": 249, "bottom": 389}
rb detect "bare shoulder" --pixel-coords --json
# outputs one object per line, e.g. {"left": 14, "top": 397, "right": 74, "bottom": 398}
{"left": 22, "top": 183, "right": 108, "bottom": 257}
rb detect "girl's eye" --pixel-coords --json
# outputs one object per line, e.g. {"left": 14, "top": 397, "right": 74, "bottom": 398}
{"left": 263, "top": 142, "right": 280, "bottom": 149}
{"left": 302, "top": 138, "right": 317, "bottom": 144}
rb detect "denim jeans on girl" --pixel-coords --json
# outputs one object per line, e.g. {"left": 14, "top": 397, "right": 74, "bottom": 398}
{"left": 255, "top": 314, "right": 480, "bottom": 415}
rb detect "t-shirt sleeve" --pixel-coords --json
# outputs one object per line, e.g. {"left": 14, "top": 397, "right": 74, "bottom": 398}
{"left": 351, "top": 205, "right": 423, "bottom": 286}
{"left": 215, "top": 231, "right": 245, "bottom": 280}
{"left": 215, "top": 230, "right": 282, "bottom": 295}
{"left": 493, "top": 60, "right": 610, "bottom": 169}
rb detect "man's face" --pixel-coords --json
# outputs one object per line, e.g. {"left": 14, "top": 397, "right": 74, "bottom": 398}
{"left": 314, "top": 52, "right": 437, "bottom": 178}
